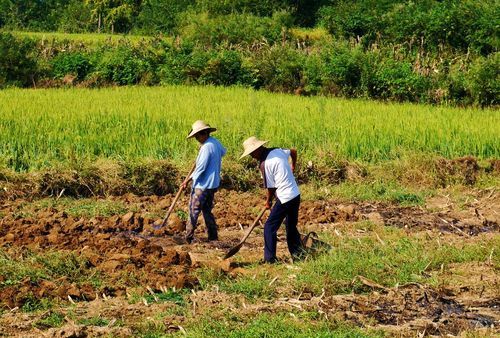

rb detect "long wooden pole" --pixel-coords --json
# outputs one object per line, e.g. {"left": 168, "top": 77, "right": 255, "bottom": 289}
{"left": 158, "top": 162, "right": 196, "bottom": 228}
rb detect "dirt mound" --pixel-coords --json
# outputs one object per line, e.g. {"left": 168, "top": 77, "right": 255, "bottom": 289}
{"left": 359, "top": 201, "right": 500, "bottom": 235}
{"left": 435, "top": 156, "right": 481, "bottom": 186}
{"left": 0, "top": 207, "right": 196, "bottom": 309}
{"left": 487, "top": 159, "right": 500, "bottom": 174}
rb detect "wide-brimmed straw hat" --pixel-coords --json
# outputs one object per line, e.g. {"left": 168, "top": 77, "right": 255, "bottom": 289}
{"left": 240, "top": 136, "right": 268, "bottom": 159}
{"left": 187, "top": 120, "right": 217, "bottom": 139}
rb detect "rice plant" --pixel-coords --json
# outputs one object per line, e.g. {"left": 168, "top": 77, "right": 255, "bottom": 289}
{"left": 0, "top": 86, "right": 498, "bottom": 171}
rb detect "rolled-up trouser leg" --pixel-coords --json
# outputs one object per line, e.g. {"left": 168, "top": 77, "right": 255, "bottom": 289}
{"left": 202, "top": 189, "right": 218, "bottom": 240}
{"left": 186, "top": 188, "right": 205, "bottom": 242}
{"left": 284, "top": 195, "right": 303, "bottom": 259}
{"left": 263, "top": 199, "right": 287, "bottom": 262}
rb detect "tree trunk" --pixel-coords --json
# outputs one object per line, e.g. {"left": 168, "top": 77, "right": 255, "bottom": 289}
{"left": 98, "top": 13, "right": 101, "bottom": 33}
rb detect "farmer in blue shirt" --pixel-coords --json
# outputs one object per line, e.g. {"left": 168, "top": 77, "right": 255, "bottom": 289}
{"left": 181, "top": 120, "right": 226, "bottom": 243}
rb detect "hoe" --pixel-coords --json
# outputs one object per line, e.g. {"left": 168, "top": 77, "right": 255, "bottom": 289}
{"left": 224, "top": 207, "right": 268, "bottom": 259}
{"left": 154, "top": 162, "right": 196, "bottom": 230}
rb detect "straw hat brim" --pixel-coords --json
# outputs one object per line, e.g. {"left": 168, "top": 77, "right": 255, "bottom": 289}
{"left": 187, "top": 127, "right": 217, "bottom": 139}
{"left": 239, "top": 140, "right": 268, "bottom": 159}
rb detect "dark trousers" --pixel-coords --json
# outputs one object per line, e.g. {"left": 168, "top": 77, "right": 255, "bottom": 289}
{"left": 186, "top": 188, "right": 218, "bottom": 241}
{"left": 264, "top": 195, "right": 303, "bottom": 262}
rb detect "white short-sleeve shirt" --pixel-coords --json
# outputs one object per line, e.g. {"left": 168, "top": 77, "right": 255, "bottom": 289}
{"left": 260, "top": 148, "right": 300, "bottom": 204}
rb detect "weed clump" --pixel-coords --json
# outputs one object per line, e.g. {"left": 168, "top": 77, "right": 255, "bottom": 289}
{"left": 435, "top": 156, "right": 480, "bottom": 187}
{"left": 33, "top": 159, "right": 179, "bottom": 197}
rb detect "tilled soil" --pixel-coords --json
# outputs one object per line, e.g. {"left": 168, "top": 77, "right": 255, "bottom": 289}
{"left": 0, "top": 190, "right": 499, "bottom": 336}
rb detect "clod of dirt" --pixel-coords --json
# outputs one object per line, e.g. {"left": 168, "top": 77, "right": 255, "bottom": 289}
{"left": 364, "top": 212, "right": 384, "bottom": 226}
{"left": 122, "top": 212, "right": 134, "bottom": 224}
{"left": 168, "top": 214, "right": 185, "bottom": 232}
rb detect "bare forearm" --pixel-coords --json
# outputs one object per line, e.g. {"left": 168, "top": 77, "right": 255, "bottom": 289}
{"left": 266, "top": 188, "right": 276, "bottom": 208}
{"left": 290, "top": 148, "right": 297, "bottom": 172}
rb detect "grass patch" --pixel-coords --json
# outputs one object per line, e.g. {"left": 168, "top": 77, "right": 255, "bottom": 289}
{"left": 21, "top": 295, "right": 55, "bottom": 312}
{"left": 302, "top": 180, "right": 427, "bottom": 205}
{"left": 13, "top": 31, "right": 156, "bottom": 46}
{"left": 133, "top": 312, "right": 383, "bottom": 337}
{"left": 34, "top": 311, "right": 65, "bottom": 329}
{"left": 63, "top": 198, "right": 128, "bottom": 218}
{"left": 13, "top": 197, "right": 128, "bottom": 218}
{"left": 295, "top": 227, "right": 499, "bottom": 294}
{"left": 78, "top": 316, "right": 110, "bottom": 327}
{"left": 0, "top": 249, "right": 100, "bottom": 289}
{"left": 196, "top": 267, "right": 279, "bottom": 301}
{"left": 143, "top": 289, "right": 186, "bottom": 306}
{"left": 181, "top": 312, "right": 383, "bottom": 338}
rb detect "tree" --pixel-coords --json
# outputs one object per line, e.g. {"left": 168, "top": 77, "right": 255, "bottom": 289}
{"left": 86, "top": 0, "right": 110, "bottom": 32}
{"left": 59, "top": 0, "right": 93, "bottom": 33}
{"left": 136, "top": 0, "right": 193, "bottom": 34}
{"left": 105, "top": 2, "right": 133, "bottom": 33}
{"left": 86, "top": 0, "right": 137, "bottom": 33}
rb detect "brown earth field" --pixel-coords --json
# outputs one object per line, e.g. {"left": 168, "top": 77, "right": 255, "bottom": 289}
{"left": 0, "top": 189, "right": 498, "bottom": 337}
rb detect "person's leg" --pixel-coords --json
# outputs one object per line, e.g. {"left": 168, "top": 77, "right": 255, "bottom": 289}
{"left": 201, "top": 189, "right": 218, "bottom": 241}
{"left": 186, "top": 188, "right": 205, "bottom": 243}
{"left": 284, "top": 195, "right": 304, "bottom": 259}
{"left": 263, "top": 199, "right": 287, "bottom": 262}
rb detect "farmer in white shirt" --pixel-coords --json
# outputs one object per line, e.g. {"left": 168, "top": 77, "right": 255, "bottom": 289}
{"left": 240, "top": 136, "right": 304, "bottom": 263}
{"left": 181, "top": 120, "right": 226, "bottom": 243}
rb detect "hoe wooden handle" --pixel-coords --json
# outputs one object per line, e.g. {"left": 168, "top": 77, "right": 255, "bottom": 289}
{"left": 160, "top": 162, "right": 196, "bottom": 228}
{"left": 224, "top": 207, "right": 268, "bottom": 259}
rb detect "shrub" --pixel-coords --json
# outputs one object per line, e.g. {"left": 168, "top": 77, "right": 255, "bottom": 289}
{"left": 158, "top": 44, "right": 193, "bottom": 85}
{"left": 51, "top": 52, "right": 93, "bottom": 81}
{"left": 251, "top": 45, "right": 305, "bottom": 93}
{"left": 384, "top": 0, "right": 498, "bottom": 54}
{"left": 447, "top": 63, "right": 471, "bottom": 105}
{"left": 466, "top": 53, "right": 499, "bottom": 107}
{"left": 178, "top": 11, "right": 292, "bottom": 47}
{"left": 95, "top": 45, "right": 151, "bottom": 85}
{"left": 0, "top": 32, "right": 38, "bottom": 88}
{"left": 363, "top": 57, "right": 430, "bottom": 102}
{"left": 302, "top": 53, "right": 323, "bottom": 95}
{"left": 467, "top": 1, "right": 498, "bottom": 55}
{"left": 200, "top": 50, "right": 253, "bottom": 86}
{"left": 160, "top": 47, "right": 253, "bottom": 87}
{"left": 318, "top": 1, "right": 389, "bottom": 45}
{"left": 318, "top": 44, "right": 364, "bottom": 97}
{"left": 195, "top": 0, "right": 290, "bottom": 17}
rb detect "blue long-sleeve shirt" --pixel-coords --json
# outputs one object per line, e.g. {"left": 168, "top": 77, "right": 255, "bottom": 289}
{"left": 190, "top": 136, "right": 226, "bottom": 190}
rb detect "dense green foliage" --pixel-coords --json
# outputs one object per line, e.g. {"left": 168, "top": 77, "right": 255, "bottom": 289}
{"left": 0, "top": 0, "right": 498, "bottom": 106}
{"left": 0, "top": 32, "right": 37, "bottom": 87}
{"left": 1, "top": 0, "right": 497, "bottom": 49}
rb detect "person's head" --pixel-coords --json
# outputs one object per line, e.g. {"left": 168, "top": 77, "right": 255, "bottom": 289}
{"left": 240, "top": 136, "right": 268, "bottom": 160}
{"left": 194, "top": 130, "right": 209, "bottom": 144}
{"left": 187, "top": 120, "right": 216, "bottom": 144}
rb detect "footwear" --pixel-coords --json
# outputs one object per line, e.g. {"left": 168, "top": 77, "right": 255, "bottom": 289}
{"left": 259, "top": 257, "right": 278, "bottom": 265}
{"left": 173, "top": 234, "right": 193, "bottom": 245}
